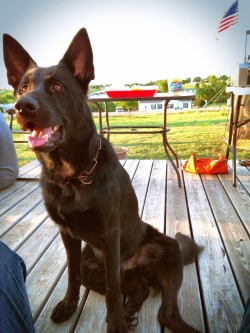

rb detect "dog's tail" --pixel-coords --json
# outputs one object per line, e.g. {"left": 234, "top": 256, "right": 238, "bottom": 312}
{"left": 175, "top": 232, "right": 204, "bottom": 265}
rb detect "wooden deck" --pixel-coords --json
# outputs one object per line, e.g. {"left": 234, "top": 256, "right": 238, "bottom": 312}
{"left": 0, "top": 159, "right": 249, "bottom": 333}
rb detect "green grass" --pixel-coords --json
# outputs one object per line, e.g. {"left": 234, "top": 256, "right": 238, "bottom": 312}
{"left": 7, "top": 110, "right": 249, "bottom": 167}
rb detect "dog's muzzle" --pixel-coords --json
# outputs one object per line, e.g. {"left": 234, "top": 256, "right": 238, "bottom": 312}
{"left": 15, "top": 96, "right": 39, "bottom": 116}
{"left": 15, "top": 97, "right": 64, "bottom": 151}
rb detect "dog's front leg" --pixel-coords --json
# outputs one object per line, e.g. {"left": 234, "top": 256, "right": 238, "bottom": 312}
{"left": 103, "top": 227, "right": 129, "bottom": 333}
{"left": 51, "top": 228, "right": 81, "bottom": 323}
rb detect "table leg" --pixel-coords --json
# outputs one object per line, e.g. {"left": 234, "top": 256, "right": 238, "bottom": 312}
{"left": 104, "top": 102, "right": 110, "bottom": 141}
{"left": 163, "top": 101, "right": 181, "bottom": 188}
{"left": 93, "top": 102, "right": 103, "bottom": 136}
{"left": 232, "top": 121, "right": 238, "bottom": 186}
{"left": 231, "top": 95, "right": 242, "bottom": 186}
{"left": 162, "top": 133, "right": 181, "bottom": 188}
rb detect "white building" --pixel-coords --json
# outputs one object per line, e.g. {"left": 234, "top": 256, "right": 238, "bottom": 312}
{"left": 138, "top": 99, "right": 193, "bottom": 112}
{"left": 138, "top": 89, "right": 196, "bottom": 112}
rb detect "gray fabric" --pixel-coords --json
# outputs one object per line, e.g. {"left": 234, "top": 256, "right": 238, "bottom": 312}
{"left": 0, "top": 112, "right": 19, "bottom": 190}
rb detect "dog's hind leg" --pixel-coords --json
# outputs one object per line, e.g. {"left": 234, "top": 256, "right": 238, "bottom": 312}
{"left": 158, "top": 268, "right": 202, "bottom": 333}
{"left": 122, "top": 270, "right": 150, "bottom": 327}
{"left": 80, "top": 244, "right": 106, "bottom": 294}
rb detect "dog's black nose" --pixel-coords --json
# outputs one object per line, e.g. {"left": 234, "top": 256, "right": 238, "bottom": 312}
{"left": 15, "top": 97, "right": 39, "bottom": 115}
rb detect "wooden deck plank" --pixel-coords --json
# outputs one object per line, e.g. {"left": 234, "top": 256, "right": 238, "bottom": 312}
{"left": 122, "top": 159, "right": 139, "bottom": 180}
{"left": 0, "top": 180, "right": 29, "bottom": 200}
{"left": 0, "top": 181, "right": 40, "bottom": 215}
{"left": 202, "top": 173, "right": 250, "bottom": 303}
{"left": 26, "top": 234, "right": 67, "bottom": 321}
{"left": 17, "top": 217, "right": 59, "bottom": 274}
{"left": 74, "top": 291, "right": 107, "bottom": 332}
{"left": 18, "top": 159, "right": 41, "bottom": 177}
{"left": 219, "top": 170, "right": 250, "bottom": 233}
{"left": 133, "top": 160, "right": 167, "bottom": 333}
{"left": 183, "top": 170, "right": 244, "bottom": 333}
{"left": 0, "top": 187, "right": 42, "bottom": 237}
{"left": 34, "top": 269, "right": 88, "bottom": 333}
{"left": 18, "top": 166, "right": 41, "bottom": 179}
{"left": 165, "top": 164, "right": 205, "bottom": 333}
{"left": 0, "top": 201, "right": 48, "bottom": 251}
{"left": 132, "top": 159, "right": 153, "bottom": 215}
{"left": 142, "top": 160, "right": 166, "bottom": 232}
{"left": 1, "top": 159, "right": 249, "bottom": 333}
{"left": 228, "top": 161, "right": 250, "bottom": 194}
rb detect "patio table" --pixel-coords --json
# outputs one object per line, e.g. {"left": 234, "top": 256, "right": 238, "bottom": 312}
{"left": 88, "top": 92, "right": 195, "bottom": 187}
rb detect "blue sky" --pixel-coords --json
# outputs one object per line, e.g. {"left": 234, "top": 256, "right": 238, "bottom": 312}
{"left": 0, "top": 0, "right": 249, "bottom": 88}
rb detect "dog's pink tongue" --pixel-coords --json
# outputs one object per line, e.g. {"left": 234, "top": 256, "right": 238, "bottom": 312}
{"left": 28, "top": 127, "right": 52, "bottom": 148}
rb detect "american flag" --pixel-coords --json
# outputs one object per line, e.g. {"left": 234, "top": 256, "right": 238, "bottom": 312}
{"left": 218, "top": 0, "right": 239, "bottom": 33}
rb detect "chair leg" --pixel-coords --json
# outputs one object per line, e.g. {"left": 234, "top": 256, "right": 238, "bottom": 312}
{"left": 232, "top": 145, "right": 237, "bottom": 187}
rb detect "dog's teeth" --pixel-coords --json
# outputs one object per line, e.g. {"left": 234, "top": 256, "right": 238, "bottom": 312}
{"left": 31, "top": 128, "right": 41, "bottom": 138}
{"left": 53, "top": 126, "right": 59, "bottom": 132}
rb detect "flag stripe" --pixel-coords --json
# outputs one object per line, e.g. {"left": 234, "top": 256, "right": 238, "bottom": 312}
{"left": 218, "top": 21, "right": 238, "bottom": 33}
{"left": 219, "top": 17, "right": 238, "bottom": 30}
{"left": 220, "top": 14, "right": 237, "bottom": 25}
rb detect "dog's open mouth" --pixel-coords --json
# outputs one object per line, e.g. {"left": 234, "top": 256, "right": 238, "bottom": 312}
{"left": 26, "top": 123, "right": 64, "bottom": 150}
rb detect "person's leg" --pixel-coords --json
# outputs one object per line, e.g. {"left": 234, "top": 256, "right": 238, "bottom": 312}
{"left": 0, "top": 111, "right": 19, "bottom": 190}
{"left": 0, "top": 241, "right": 35, "bottom": 333}
{"left": 238, "top": 298, "right": 250, "bottom": 333}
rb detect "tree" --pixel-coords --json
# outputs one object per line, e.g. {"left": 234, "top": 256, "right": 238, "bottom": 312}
{"left": 88, "top": 101, "right": 118, "bottom": 113}
{"left": 0, "top": 90, "right": 15, "bottom": 104}
{"left": 218, "top": 75, "right": 229, "bottom": 82}
{"left": 144, "top": 81, "right": 155, "bottom": 87}
{"left": 118, "top": 101, "right": 138, "bottom": 111}
{"left": 183, "top": 78, "right": 191, "bottom": 84}
{"left": 193, "top": 76, "right": 202, "bottom": 83}
{"left": 194, "top": 97, "right": 206, "bottom": 108}
{"left": 195, "top": 75, "right": 229, "bottom": 105}
{"left": 206, "top": 75, "right": 217, "bottom": 85}
{"left": 155, "top": 80, "right": 168, "bottom": 92}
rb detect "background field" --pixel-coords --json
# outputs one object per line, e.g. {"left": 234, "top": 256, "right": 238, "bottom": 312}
{"left": 8, "top": 110, "right": 248, "bottom": 167}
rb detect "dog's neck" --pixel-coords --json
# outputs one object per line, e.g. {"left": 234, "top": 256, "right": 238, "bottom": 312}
{"left": 64, "top": 136, "right": 102, "bottom": 185}
{"left": 38, "top": 132, "right": 101, "bottom": 184}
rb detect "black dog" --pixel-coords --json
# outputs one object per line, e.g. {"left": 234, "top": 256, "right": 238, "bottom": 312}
{"left": 3, "top": 29, "right": 203, "bottom": 333}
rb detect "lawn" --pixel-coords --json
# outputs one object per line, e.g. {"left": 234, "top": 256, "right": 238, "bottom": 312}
{"left": 7, "top": 109, "right": 249, "bottom": 167}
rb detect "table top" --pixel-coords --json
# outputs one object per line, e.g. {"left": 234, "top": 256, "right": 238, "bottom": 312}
{"left": 88, "top": 92, "right": 195, "bottom": 103}
{"left": 226, "top": 86, "right": 250, "bottom": 95}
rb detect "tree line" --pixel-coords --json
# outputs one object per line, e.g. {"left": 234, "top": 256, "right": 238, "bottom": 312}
{"left": 0, "top": 74, "right": 231, "bottom": 112}
{"left": 89, "top": 75, "right": 231, "bottom": 110}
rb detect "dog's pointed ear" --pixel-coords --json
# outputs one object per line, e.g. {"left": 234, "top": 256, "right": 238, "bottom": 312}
{"left": 60, "top": 28, "right": 95, "bottom": 92}
{"left": 3, "top": 34, "right": 37, "bottom": 89}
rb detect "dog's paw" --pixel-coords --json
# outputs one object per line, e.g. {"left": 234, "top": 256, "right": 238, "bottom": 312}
{"left": 51, "top": 298, "right": 78, "bottom": 323}
{"left": 107, "top": 316, "right": 129, "bottom": 333}
{"left": 126, "top": 313, "right": 139, "bottom": 328}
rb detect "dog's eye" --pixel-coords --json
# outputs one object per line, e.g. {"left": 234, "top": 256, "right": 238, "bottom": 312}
{"left": 20, "top": 84, "right": 29, "bottom": 94}
{"left": 52, "top": 83, "right": 63, "bottom": 91}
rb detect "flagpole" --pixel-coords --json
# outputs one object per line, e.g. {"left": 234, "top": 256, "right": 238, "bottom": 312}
{"left": 244, "top": 30, "right": 250, "bottom": 63}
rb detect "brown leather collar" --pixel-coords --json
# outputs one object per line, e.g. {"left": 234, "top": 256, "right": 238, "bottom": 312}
{"left": 65, "top": 136, "right": 102, "bottom": 185}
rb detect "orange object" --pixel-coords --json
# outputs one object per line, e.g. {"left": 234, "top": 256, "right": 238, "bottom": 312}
{"left": 182, "top": 153, "right": 228, "bottom": 174}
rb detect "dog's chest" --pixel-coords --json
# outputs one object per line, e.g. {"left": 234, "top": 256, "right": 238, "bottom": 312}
{"left": 60, "top": 208, "right": 104, "bottom": 247}
{"left": 45, "top": 184, "right": 105, "bottom": 248}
